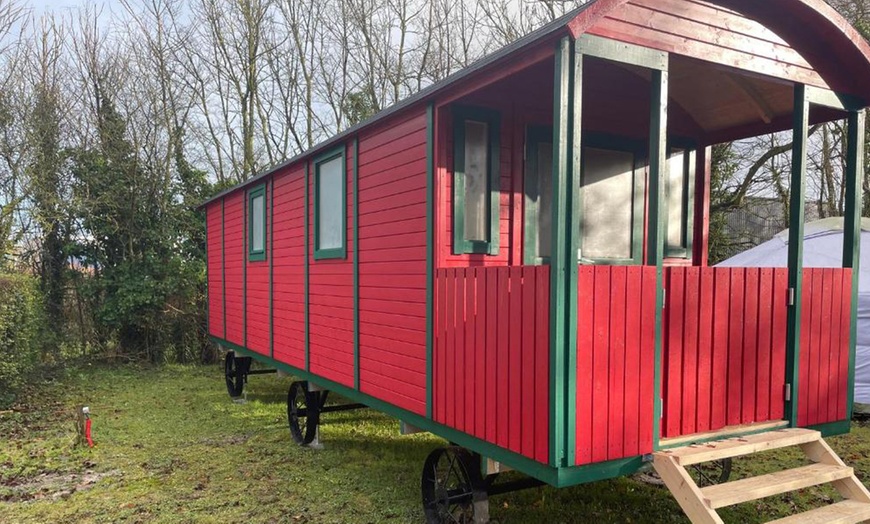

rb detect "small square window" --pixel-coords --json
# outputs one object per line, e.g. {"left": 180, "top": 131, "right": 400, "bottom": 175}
{"left": 665, "top": 144, "right": 696, "bottom": 259}
{"left": 314, "top": 147, "right": 347, "bottom": 260}
{"left": 248, "top": 184, "right": 267, "bottom": 262}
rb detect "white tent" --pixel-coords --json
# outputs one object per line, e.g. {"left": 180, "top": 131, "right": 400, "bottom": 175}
{"left": 717, "top": 217, "right": 870, "bottom": 407}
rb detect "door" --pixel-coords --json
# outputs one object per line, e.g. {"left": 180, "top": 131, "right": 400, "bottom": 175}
{"left": 524, "top": 126, "right": 554, "bottom": 265}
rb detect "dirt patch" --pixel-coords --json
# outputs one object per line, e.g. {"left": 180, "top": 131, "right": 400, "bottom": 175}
{"left": 1, "top": 470, "right": 119, "bottom": 503}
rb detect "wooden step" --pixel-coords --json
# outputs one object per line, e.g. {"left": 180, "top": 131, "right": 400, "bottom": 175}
{"left": 659, "top": 428, "right": 821, "bottom": 466}
{"left": 701, "top": 464, "right": 854, "bottom": 509}
{"left": 767, "top": 500, "right": 870, "bottom": 524}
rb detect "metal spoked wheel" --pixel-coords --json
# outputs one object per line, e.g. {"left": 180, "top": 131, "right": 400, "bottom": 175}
{"left": 421, "top": 447, "right": 489, "bottom": 524}
{"left": 224, "top": 352, "right": 245, "bottom": 398}
{"left": 690, "top": 458, "right": 733, "bottom": 487}
{"left": 287, "top": 381, "right": 319, "bottom": 445}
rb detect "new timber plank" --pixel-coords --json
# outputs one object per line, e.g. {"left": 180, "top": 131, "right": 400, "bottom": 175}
{"left": 767, "top": 500, "right": 870, "bottom": 524}
{"left": 660, "top": 428, "right": 820, "bottom": 466}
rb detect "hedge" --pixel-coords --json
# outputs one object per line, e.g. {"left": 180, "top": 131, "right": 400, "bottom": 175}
{"left": 0, "top": 273, "right": 44, "bottom": 407}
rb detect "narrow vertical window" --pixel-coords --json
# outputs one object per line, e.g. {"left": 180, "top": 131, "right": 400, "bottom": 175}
{"left": 314, "top": 147, "right": 347, "bottom": 260}
{"left": 248, "top": 184, "right": 266, "bottom": 262}
{"left": 665, "top": 144, "right": 696, "bottom": 259}
{"left": 453, "top": 106, "right": 500, "bottom": 255}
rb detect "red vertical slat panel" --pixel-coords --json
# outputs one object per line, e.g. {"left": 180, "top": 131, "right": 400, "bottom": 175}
{"left": 496, "top": 268, "right": 510, "bottom": 449}
{"left": 798, "top": 270, "right": 813, "bottom": 427}
{"left": 464, "top": 268, "right": 475, "bottom": 436}
{"left": 838, "top": 269, "right": 852, "bottom": 420}
{"left": 771, "top": 268, "right": 789, "bottom": 420}
{"left": 535, "top": 267, "right": 550, "bottom": 464}
{"left": 809, "top": 269, "right": 825, "bottom": 425}
{"left": 682, "top": 267, "right": 700, "bottom": 435}
{"left": 638, "top": 266, "right": 657, "bottom": 453}
{"left": 756, "top": 268, "right": 774, "bottom": 423}
{"left": 666, "top": 268, "right": 685, "bottom": 437}
{"left": 727, "top": 268, "right": 745, "bottom": 426}
{"left": 521, "top": 267, "right": 537, "bottom": 458}
{"left": 818, "top": 269, "right": 834, "bottom": 424}
{"left": 828, "top": 269, "right": 844, "bottom": 424}
{"left": 591, "top": 266, "right": 611, "bottom": 463}
{"left": 456, "top": 269, "right": 467, "bottom": 433}
{"left": 576, "top": 266, "right": 595, "bottom": 465}
{"left": 446, "top": 270, "right": 457, "bottom": 429}
{"left": 475, "top": 269, "right": 487, "bottom": 440}
{"left": 508, "top": 267, "right": 523, "bottom": 454}
{"left": 623, "top": 267, "right": 642, "bottom": 457}
{"left": 696, "top": 268, "right": 715, "bottom": 433}
{"left": 486, "top": 269, "right": 498, "bottom": 444}
{"left": 711, "top": 268, "right": 731, "bottom": 431}
{"left": 742, "top": 268, "right": 760, "bottom": 424}
{"left": 608, "top": 266, "right": 627, "bottom": 460}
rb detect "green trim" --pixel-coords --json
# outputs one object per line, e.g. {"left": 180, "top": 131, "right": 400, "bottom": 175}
{"left": 578, "top": 34, "right": 668, "bottom": 71}
{"left": 305, "top": 162, "right": 310, "bottom": 371}
{"left": 269, "top": 178, "right": 274, "bottom": 358}
{"left": 211, "top": 336, "right": 561, "bottom": 484}
{"left": 565, "top": 41, "right": 582, "bottom": 467}
{"left": 243, "top": 192, "right": 248, "bottom": 346}
{"left": 247, "top": 183, "right": 267, "bottom": 262}
{"left": 804, "top": 86, "right": 861, "bottom": 112}
{"left": 205, "top": 208, "right": 210, "bottom": 337}
{"left": 785, "top": 84, "right": 809, "bottom": 427}
{"left": 353, "top": 139, "right": 360, "bottom": 391}
{"left": 649, "top": 68, "right": 669, "bottom": 450}
{"left": 550, "top": 36, "right": 572, "bottom": 468}
{"left": 664, "top": 139, "right": 696, "bottom": 260}
{"left": 807, "top": 420, "right": 852, "bottom": 438}
{"left": 844, "top": 109, "right": 865, "bottom": 420}
{"left": 426, "top": 103, "right": 435, "bottom": 419}
{"left": 555, "top": 456, "right": 646, "bottom": 487}
{"left": 451, "top": 105, "right": 501, "bottom": 256}
{"left": 578, "top": 134, "right": 646, "bottom": 266}
{"left": 313, "top": 146, "right": 348, "bottom": 260}
{"left": 524, "top": 125, "right": 554, "bottom": 266}
{"left": 222, "top": 199, "right": 226, "bottom": 337}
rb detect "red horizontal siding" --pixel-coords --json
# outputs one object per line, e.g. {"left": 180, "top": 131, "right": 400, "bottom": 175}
{"left": 223, "top": 192, "right": 245, "bottom": 347}
{"left": 661, "top": 267, "right": 789, "bottom": 439}
{"left": 576, "top": 265, "right": 657, "bottom": 466}
{"left": 358, "top": 110, "right": 428, "bottom": 416}
{"left": 207, "top": 203, "right": 224, "bottom": 339}
{"left": 434, "top": 266, "right": 550, "bottom": 464}
{"left": 308, "top": 146, "right": 354, "bottom": 388}
{"left": 272, "top": 165, "right": 306, "bottom": 368}
{"left": 798, "top": 268, "right": 852, "bottom": 427}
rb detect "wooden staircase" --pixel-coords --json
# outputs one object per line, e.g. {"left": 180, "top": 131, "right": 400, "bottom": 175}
{"left": 653, "top": 428, "right": 870, "bottom": 524}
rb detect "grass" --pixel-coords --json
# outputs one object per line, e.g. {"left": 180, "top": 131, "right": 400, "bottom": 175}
{"left": 2, "top": 363, "right": 870, "bottom": 523}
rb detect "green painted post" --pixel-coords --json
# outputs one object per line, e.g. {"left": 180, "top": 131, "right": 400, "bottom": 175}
{"left": 222, "top": 199, "right": 226, "bottom": 338}
{"left": 649, "top": 68, "right": 669, "bottom": 451}
{"left": 270, "top": 178, "right": 274, "bottom": 358}
{"left": 844, "top": 109, "right": 865, "bottom": 420}
{"left": 550, "top": 36, "right": 572, "bottom": 468}
{"left": 785, "top": 84, "right": 810, "bottom": 427}
{"left": 243, "top": 193, "right": 247, "bottom": 348}
{"left": 426, "top": 103, "right": 435, "bottom": 419}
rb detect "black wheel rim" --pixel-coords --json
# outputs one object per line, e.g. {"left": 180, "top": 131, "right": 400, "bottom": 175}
{"left": 287, "top": 382, "right": 317, "bottom": 445}
{"left": 690, "top": 458, "right": 732, "bottom": 487}
{"left": 224, "top": 352, "right": 243, "bottom": 398}
{"left": 421, "top": 448, "right": 476, "bottom": 524}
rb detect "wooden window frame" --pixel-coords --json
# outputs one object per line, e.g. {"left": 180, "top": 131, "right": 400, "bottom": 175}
{"left": 248, "top": 183, "right": 267, "bottom": 262}
{"left": 578, "top": 134, "right": 646, "bottom": 266}
{"left": 524, "top": 125, "right": 553, "bottom": 266}
{"left": 313, "top": 146, "right": 347, "bottom": 261}
{"left": 452, "top": 105, "right": 501, "bottom": 256}
{"left": 664, "top": 138, "right": 697, "bottom": 260}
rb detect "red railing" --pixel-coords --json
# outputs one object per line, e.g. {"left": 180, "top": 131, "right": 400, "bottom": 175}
{"left": 433, "top": 266, "right": 550, "bottom": 464}
{"left": 576, "top": 265, "right": 658, "bottom": 465}
{"left": 799, "top": 268, "right": 852, "bottom": 427}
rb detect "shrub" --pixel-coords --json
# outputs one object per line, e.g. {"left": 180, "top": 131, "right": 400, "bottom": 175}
{"left": 0, "top": 273, "right": 45, "bottom": 407}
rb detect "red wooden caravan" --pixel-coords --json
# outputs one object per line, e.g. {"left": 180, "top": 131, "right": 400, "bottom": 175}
{"left": 201, "top": 1, "right": 870, "bottom": 522}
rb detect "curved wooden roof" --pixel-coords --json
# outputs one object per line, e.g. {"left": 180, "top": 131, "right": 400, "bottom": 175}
{"left": 569, "top": 0, "right": 870, "bottom": 101}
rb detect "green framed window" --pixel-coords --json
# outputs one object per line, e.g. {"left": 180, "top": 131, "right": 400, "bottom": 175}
{"left": 248, "top": 183, "right": 267, "bottom": 262}
{"left": 524, "top": 125, "right": 554, "bottom": 265}
{"left": 578, "top": 135, "right": 645, "bottom": 265}
{"left": 314, "top": 146, "right": 347, "bottom": 260}
{"left": 665, "top": 140, "right": 696, "bottom": 259}
{"left": 453, "top": 105, "right": 501, "bottom": 255}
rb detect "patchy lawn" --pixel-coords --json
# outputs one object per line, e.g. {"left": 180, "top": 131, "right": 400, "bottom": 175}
{"left": 2, "top": 363, "right": 870, "bottom": 523}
